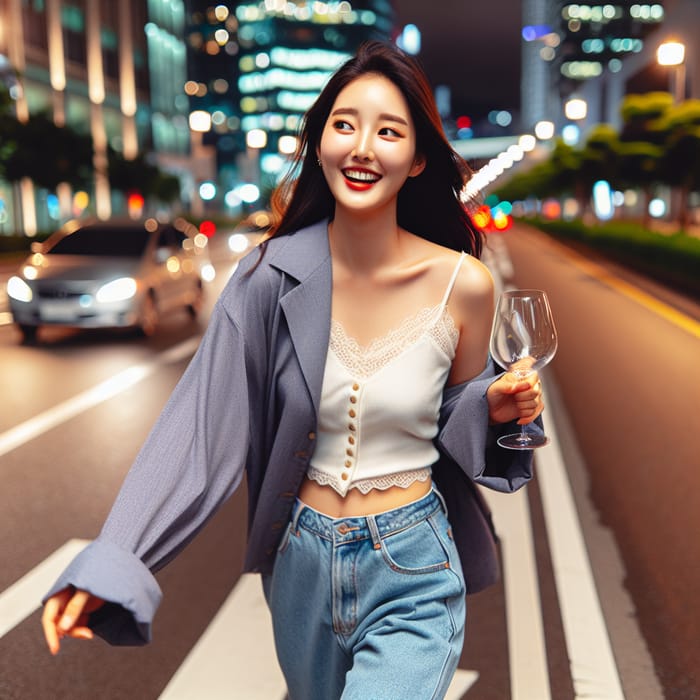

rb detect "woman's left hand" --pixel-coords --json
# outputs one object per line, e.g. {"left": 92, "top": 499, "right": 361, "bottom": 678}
{"left": 486, "top": 371, "right": 544, "bottom": 426}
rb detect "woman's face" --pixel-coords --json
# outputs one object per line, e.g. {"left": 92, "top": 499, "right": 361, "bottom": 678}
{"left": 317, "top": 73, "right": 425, "bottom": 218}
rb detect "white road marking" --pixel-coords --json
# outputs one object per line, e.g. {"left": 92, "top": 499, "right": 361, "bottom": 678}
{"left": 488, "top": 238, "right": 624, "bottom": 699}
{"left": 0, "top": 539, "right": 90, "bottom": 638}
{"left": 158, "top": 574, "right": 286, "bottom": 700}
{"left": 0, "top": 336, "right": 201, "bottom": 459}
{"left": 483, "top": 488, "right": 552, "bottom": 700}
{"left": 536, "top": 390, "right": 625, "bottom": 699}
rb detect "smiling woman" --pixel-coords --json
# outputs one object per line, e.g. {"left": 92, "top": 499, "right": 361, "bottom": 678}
{"left": 317, "top": 74, "right": 425, "bottom": 212}
{"left": 41, "top": 42, "right": 545, "bottom": 700}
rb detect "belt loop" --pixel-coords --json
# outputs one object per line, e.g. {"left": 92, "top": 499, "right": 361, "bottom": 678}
{"left": 367, "top": 516, "right": 382, "bottom": 550}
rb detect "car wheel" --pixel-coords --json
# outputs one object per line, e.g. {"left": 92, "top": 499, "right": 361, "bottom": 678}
{"left": 186, "top": 280, "right": 204, "bottom": 319}
{"left": 18, "top": 324, "right": 38, "bottom": 344}
{"left": 138, "top": 293, "right": 159, "bottom": 337}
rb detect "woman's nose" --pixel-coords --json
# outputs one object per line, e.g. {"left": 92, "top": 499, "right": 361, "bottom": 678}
{"left": 352, "top": 131, "right": 375, "bottom": 161}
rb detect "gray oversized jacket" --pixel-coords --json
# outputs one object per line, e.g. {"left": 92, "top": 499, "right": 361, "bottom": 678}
{"left": 45, "top": 219, "right": 539, "bottom": 646}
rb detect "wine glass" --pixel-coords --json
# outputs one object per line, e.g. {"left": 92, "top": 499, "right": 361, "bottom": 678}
{"left": 489, "top": 289, "right": 558, "bottom": 449}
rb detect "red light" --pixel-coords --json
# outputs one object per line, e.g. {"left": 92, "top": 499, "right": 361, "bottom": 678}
{"left": 541, "top": 200, "right": 561, "bottom": 219}
{"left": 199, "top": 220, "right": 216, "bottom": 237}
{"left": 472, "top": 205, "right": 492, "bottom": 229}
{"left": 127, "top": 192, "right": 144, "bottom": 218}
{"left": 456, "top": 115, "right": 472, "bottom": 130}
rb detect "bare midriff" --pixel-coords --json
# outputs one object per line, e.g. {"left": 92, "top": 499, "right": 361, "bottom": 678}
{"left": 297, "top": 475, "right": 432, "bottom": 518}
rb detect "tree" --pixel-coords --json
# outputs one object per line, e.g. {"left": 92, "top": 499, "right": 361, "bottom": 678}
{"left": 0, "top": 86, "right": 18, "bottom": 182}
{"left": 617, "top": 93, "right": 670, "bottom": 225}
{"left": 107, "top": 148, "right": 181, "bottom": 204}
{"left": 2, "top": 111, "right": 93, "bottom": 190}
{"left": 655, "top": 100, "right": 700, "bottom": 229}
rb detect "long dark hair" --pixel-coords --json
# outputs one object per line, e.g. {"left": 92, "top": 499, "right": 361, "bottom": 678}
{"left": 266, "top": 40, "right": 483, "bottom": 257}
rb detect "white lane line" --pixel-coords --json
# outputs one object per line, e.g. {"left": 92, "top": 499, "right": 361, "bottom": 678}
{"left": 0, "top": 539, "right": 90, "bottom": 638}
{"left": 489, "top": 232, "right": 623, "bottom": 698}
{"left": 159, "top": 574, "right": 287, "bottom": 700}
{"left": 482, "top": 238, "right": 551, "bottom": 699}
{"left": 0, "top": 336, "right": 201, "bottom": 459}
{"left": 536, "top": 388, "right": 625, "bottom": 699}
{"left": 158, "top": 573, "right": 480, "bottom": 699}
{"left": 483, "top": 488, "right": 552, "bottom": 700}
{"left": 447, "top": 670, "right": 480, "bottom": 697}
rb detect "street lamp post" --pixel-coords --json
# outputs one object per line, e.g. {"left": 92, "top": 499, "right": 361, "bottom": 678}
{"left": 657, "top": 41, "right": 686, "bottom": 103}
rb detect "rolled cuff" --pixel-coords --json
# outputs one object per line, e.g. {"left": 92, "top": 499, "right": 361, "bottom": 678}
{"left": 42, "top": 538, "right": 162, "bottom": 646}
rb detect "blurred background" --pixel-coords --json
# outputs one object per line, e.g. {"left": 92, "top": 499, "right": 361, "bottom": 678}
{"left": 0, "top": 0, "right": 698, "bottom": 239}
{"left": 1, "top": 2, "right": 699, "bottom": 700}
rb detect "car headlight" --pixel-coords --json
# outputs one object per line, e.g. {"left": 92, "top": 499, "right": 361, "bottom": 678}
{"left": 7, "top": 276, "right": 33, "bottom": 302}
{"left": 96, "top": 277, "right": 137, "bottom": 303}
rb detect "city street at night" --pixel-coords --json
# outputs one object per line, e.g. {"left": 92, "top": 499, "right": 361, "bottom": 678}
{"left": 2, "top": 226, "right": 698, "bottom": 699}
{"left": 3, "top": 0, "right": 700, "bottom": 698}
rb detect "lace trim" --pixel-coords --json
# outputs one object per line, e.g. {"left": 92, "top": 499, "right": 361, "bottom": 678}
{"left": 306, "top": 466, "right": 432, "bottom": 495}
{"left": 330, "top": 306, "right": 458, "bottom": 379}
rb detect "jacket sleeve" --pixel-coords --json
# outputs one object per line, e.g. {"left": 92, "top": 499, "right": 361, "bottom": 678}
{"left": 436, "top": 356, "right": 543, "bottom": 493}
{"left": 43, "top": 300, "right": 252, "bottom": 645}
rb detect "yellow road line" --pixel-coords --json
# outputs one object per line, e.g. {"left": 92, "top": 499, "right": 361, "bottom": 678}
{"left": 545, "top": 236, "right": 700, "bottom": 340}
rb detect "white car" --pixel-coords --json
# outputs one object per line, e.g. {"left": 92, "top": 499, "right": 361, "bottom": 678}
{"left": 7, "top": 217, "right": 213, "bottom": 342}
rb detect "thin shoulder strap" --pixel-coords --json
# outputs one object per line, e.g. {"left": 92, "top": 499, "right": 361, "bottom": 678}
{"left": 438, "top": 251, "right": 467, "bottom": 311}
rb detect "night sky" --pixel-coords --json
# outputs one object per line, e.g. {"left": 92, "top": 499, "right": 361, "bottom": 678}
{"left": 393, "top": 0, "right": 524, "bottom": 119}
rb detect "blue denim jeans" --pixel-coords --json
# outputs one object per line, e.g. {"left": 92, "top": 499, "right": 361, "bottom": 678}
{"left": 263, "top": 489, "right": 467, "bottom": 700}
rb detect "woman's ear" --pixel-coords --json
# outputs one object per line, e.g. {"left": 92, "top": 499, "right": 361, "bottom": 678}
{"left": 409, "top": 154, "right": 426, "bottom": 178}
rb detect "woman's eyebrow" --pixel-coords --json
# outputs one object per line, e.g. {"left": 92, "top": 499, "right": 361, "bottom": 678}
{"left": 330, "top": 107, "right": 408, "bottom": 126}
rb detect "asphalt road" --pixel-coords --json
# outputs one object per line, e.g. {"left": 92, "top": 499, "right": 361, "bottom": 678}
{"left": 1, "top": 223, "right": 698, "bottom": 698}
{"left": 502, "top": 223, "right": 700, "bottom": 699}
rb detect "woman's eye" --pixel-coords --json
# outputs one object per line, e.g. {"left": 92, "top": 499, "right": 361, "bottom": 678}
{"left": 333, "top": 120, "right": 353, "bottom": 131}
{"left": 379, "top": 127, "right": 402, "bottom": 138}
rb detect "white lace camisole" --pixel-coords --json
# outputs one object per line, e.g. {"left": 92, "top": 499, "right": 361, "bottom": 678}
{"left": 307, "top": 252, "right": 467, "bottom": 496}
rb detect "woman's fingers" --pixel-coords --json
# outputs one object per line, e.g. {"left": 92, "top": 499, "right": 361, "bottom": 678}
{"left": 515, "top": 378, "right": 545, "bottom": 424}
{"left": 42, "top": 590, "right": 69, "bottom": 655}
{"left": 42, "top": 588, "right": 100, "bottom": 655}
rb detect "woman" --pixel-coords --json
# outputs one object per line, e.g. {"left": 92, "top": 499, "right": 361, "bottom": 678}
{"left": 42, "top": 41, "right": 544, "bottom": 699}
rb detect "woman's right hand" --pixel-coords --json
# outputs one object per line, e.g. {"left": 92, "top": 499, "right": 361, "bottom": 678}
{"left": 42, "top": 587, "right": 104, "bottom": 655}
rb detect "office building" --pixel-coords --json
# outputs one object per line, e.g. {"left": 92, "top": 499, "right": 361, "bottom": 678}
{"left": 0, "top": 0, "right": 190, "bottom": 235}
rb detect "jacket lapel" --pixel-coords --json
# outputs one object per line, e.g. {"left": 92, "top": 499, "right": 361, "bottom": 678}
{"left": 271, "top": 220, "right": 332, "bottom": 416}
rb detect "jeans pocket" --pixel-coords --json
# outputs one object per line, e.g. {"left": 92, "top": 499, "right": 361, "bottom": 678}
{"left": 277, "top": 520, "right": 295, "bottom": 555}
{"left": 378, "top": 517, "right": 452, "bottom": 574}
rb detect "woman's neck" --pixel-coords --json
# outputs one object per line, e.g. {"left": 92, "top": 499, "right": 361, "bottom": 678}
{"left": 329, "top": 207, "right": 406, "bottom": 275}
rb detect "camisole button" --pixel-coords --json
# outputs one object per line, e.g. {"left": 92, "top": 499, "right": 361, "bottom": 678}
{"left": 344, "top": 459, "right": 352, "bottom": 467}
{"left": 341, "top": 472, "right": 349, "bottom": 481}
{"left": 348, "top": 409, "right": 356, "bottom": 418}
{"left": 348, "top": 436, "right": 355, "bottom": 445}
{"left": 349, "top": 395, "right": 357, "bottom": 404}
{"left": 352, "top": 383, "right": 360, "bottom": 391}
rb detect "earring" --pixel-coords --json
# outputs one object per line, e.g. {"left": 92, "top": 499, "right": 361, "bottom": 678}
{"left": 317, "top": 158, "right": 322, "bottom": 166}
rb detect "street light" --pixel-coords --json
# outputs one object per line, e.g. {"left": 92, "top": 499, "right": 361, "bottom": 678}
{"left": 564, "top": 97, "right": 588, "bottom": 121}
{"left": 534, "top": 120, "right": 555, "bottom": 140}
{"left": 657, "top": 40, "right": 686, "bottom": 103}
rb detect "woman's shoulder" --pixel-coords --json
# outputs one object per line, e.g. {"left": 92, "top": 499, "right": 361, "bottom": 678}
{"left": 412, "top": 236, "right": 493, "bottom": 299}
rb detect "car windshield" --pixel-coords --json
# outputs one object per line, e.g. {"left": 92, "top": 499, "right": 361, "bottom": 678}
{"left": 48, "top": 226, "right": 151, "bottom": 257}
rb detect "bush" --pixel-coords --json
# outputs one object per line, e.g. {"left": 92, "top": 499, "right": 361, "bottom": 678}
{"left": 525, "top": 217, "right": 700, "bottom": 296}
